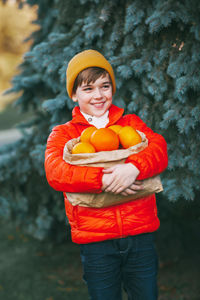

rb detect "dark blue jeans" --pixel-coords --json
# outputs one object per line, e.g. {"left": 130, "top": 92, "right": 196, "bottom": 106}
{"left": 80, "top": 233, "right": 158, "bottom": 300}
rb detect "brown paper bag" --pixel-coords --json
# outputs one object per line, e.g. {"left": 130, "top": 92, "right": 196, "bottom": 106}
{"left": 63, "top": 131, "right": 163, "bottom": 208}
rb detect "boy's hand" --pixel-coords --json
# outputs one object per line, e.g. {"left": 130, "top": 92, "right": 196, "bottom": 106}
{"left": 119, "top": 181, "right": 144, "bottom": 196}
{"left": 102, "top": 163, "right": 143, "bottom": 194}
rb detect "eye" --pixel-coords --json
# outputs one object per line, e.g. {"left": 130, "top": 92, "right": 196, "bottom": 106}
{"left": 101, "top": 81, "right": 111, "bottom": 88}
{"left": 102, "top": 84, "right": 111, "bottom": 89}
{"left": 83, "top": 87, "right": 92, "bottom": 91}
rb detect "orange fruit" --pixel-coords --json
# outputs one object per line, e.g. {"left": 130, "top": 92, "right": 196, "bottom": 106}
{"left": 80, "top": 126, "right": 97, "bottom": 143}
{"left": 72, "top": 142, "right": 96, "bottom": 154}
{"left": 90, "top": 128, "right": 119, "bottom": 152}
{"left": 118, "top": 126, "right": 142, "bottom": 149}
{"left": 108, "top": 125, "right": 123, "bottom": 134}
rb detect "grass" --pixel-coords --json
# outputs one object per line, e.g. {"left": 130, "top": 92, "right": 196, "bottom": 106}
{"left": 0, "top": 220, "right": 199, "bottom": 300}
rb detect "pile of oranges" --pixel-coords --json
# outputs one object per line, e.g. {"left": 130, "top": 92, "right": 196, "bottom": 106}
{"left": 72, "top": 125, "right": 142, "bottom": 154}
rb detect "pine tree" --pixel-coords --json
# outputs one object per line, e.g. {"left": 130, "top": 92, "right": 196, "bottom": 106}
{"left": 0, "top": 0, "right": 200, "bottom": 240}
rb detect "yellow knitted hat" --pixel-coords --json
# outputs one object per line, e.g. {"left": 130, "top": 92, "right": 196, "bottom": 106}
{"left": 66, "top": 49, "right": 116, "bottom": 98}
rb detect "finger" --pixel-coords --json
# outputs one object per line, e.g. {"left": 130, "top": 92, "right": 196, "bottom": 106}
{"left": 112, "top": 184, "right": 131, "bottom": 194}
{"left": 134, "top": 180, "right": 143, "bottom": 185}
{"left": 102, "top": 167, "right": 115, "bottom": 173}
{"left": 105, "top": 180, "right": 125, "bottom": 193}
{"left": 125, "top": 188, "right": 136, "bottom": 194}
{"left": 130, "top": 183, "right": 144, "bottom": 190}
{"left": 103, "top": 180, "right": 115, "bottom": 191}
{"left": 104, "top": 178, "right": 119, "bottom": 192}
{"left": 105, "top": 183, "right": 120, "bottom": 193}
{"left": 114, "top": 187, "right": 127, "bottom": 194}
{"left": 121, "top": 192, "right": 128, "bottom": 196}
{"left": 124, "top": 189, "right": 136, "bottom": 196}
{"left": 102, "top": 175, "right": 115, "bottom": 190}
{"left": 121, "top": 189, "right": 137, "bottom": 196}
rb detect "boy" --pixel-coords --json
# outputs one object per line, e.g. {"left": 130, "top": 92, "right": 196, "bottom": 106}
{"left": 45, "top": 49, "right": 168, "bottom": 300}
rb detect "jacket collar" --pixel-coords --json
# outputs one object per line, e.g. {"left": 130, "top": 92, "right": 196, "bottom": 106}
{"left": 71, "top": 104, "right": 124, "bottom": 127}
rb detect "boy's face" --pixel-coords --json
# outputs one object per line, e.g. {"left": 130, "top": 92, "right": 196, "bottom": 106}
{"left": 72, "top": 74, "right": 113, "bottom": 117}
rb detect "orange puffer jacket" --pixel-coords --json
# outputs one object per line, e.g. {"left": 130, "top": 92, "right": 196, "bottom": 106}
{"left": 45, "top": 104, "right": 168, "bottom": 244}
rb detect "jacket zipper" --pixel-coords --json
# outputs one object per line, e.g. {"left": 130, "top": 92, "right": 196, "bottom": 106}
{"left": 116, "top": 207, "right": 123, "bottom": 237}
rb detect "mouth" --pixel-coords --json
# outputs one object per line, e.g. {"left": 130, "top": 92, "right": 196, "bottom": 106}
{"left": 91, "top": 101, "right": 106, "bottom": 108}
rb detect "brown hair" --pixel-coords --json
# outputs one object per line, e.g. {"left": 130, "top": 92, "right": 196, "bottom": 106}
{"left": 72, "top": 67, "right": 112, "bottom": 95}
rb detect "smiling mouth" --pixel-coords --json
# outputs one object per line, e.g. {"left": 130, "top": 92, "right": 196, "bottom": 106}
{"left": 91, "top": 102, "right": 105, "bottom": 108}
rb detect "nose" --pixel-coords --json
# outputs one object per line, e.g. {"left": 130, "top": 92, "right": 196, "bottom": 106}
{"left": 93, "top": 87, "right": 103, "bottom": 99}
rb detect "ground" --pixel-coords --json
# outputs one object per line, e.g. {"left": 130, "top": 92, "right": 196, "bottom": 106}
{"left": 0, "top": 220, "right": 199, "bottom": 300}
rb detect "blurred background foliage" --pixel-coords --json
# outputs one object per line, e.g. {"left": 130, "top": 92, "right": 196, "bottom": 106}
{"left": 0, "top": 0, "right": 199, "bottom": 246}
{"left": 0, "top": 0, "right": 38, "bottom": 111}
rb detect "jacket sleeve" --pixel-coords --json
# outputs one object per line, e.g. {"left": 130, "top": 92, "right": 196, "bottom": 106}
{"left": 44, "top": 125, "right": 104, "bottom": 193}
{"left": 125, "top": 114, "right": 168, "bottom": 180}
